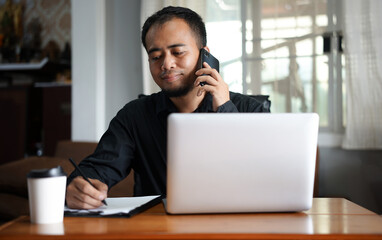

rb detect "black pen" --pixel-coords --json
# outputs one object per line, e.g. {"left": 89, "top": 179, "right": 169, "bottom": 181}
{"left": 68, "top": 158, "right": 108, "bottom": 206}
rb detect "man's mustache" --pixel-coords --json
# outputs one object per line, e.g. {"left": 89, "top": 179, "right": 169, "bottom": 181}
{"left": 160, "top": 70, "right": 183, "bottom": 78}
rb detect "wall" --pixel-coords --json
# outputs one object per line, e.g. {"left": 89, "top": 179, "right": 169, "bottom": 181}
{"left": 105, "top": 0, "right": 143, "bottom": 126}
{"left": 71, "top": 0, "right": 104, "bottom": 141}
{"left": 71, "top": 0, "right": 142, "bottom": 141}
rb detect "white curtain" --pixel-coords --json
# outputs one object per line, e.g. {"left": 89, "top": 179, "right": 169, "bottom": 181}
{"left": 342, "top": 0, "right": 382, "bottom": 149}
{"left": 140, "top": 0, "right": 207, "bottom": 95}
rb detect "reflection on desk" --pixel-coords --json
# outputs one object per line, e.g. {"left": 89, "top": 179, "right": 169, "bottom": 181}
{"left": 165, "top": 212, "right": 313, "bottom": 234}
{"left": 1, "top": 198, "right": 382, "bottom": 240}
{"left": 35, "top": 222, "right": 64, "bottom": 235}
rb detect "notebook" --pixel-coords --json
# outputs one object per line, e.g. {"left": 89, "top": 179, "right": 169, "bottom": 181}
{"left": 64, "top": 195, "right": 163, "bottom": 217}
{"left": 166, "top": 113, "right": 319, "bottom": 214}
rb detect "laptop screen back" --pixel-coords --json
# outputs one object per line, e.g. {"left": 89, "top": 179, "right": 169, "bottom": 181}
{"left": 166, "top": 113, "right": 319, "bottom": 214}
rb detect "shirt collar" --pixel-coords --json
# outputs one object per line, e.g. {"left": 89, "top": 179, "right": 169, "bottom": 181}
{"left": 155, "top": 91, "right": 214, "bottom": 115}
{"left": 155, "top": 91, "right": 177, "bottom": 115}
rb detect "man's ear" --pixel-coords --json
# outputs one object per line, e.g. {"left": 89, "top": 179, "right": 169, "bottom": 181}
{"left": 202, "top": 46, "right": 210, "bottom": 52}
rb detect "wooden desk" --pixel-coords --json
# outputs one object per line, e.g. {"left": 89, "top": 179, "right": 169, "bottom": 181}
{"left": 1, "top": 198, "right": 382, "bottom": 240}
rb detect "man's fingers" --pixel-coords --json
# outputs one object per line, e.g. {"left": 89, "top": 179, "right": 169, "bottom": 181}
{"left": 75, "top": 179, "right": 107, "bottom": 201}
{"left": 195, "top": 63, "right": 221, "bottom": 87}
{"left": 89, "top": 178, "right": 108, "bottom": 195}
{"left": 66, "top": 177, "right": 108, "bottom": 209}
{"left": 194, "top": 61, "right": 230, "bottom": 111}
{"left": 66, "top": 180, "right": 101, "bottom": 209}
{"left": 69, "top": 192, "right": 103, "bottom": 209}
{"left": 201, "top": 62, "right": 220, "bottom": 81}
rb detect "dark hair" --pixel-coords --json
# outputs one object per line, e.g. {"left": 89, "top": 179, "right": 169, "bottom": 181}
{"left": 141, "top": 6, "right": 207, "bottom": 50}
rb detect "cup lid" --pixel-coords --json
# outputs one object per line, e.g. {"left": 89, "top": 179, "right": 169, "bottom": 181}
{"left": 27, "top": 166, "right": 67, "bottom": 178}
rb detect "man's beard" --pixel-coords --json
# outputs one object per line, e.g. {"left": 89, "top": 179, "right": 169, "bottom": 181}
{"left": 162, "top": 81, "right": 194, "bottom": 97}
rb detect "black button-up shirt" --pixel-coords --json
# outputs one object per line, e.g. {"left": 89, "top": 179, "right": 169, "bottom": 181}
{"left": 68, "top": 91, "right": 269, "bottom": 196}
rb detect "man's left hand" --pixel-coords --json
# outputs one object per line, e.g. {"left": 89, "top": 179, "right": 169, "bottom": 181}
{"left": 195, "top": 62, "right": 230, "bottom": 111}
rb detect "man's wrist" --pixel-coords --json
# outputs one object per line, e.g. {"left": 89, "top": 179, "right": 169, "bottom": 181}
{"left": 216, "top": 100, "right": 238, "bottom": 112}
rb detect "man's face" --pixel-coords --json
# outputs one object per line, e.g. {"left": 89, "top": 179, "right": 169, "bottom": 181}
{"left": 145, "top": 18, "right": 200, "bottom": 97}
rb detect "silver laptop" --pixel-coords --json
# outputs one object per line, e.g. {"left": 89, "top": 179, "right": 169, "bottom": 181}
{"left": 166, "top": 113, "right": 319, "bottom": 214}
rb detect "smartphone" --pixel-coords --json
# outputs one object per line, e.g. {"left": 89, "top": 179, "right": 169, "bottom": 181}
{"left": 197, "top": 48, "right": 220, "bottom": 86}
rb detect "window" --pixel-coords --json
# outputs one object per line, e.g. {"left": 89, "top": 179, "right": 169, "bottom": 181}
{"left": 205, "top": 0, "right": 344, "bottom": 131}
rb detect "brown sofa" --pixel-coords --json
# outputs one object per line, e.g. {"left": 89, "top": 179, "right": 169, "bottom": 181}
{"left": 0, "top": 140, "right": 134, "bottom": 223}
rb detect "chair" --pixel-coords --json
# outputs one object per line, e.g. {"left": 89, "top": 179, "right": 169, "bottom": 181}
{"left": 54, "top": 140, "right": 134, "bottom": 198}
{"left": 248, "top": 95, "right": 271, "bottom": 112}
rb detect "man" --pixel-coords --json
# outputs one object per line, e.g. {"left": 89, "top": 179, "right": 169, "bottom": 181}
{"left": 66, "top": 6, "right": 269, "bottom": 209}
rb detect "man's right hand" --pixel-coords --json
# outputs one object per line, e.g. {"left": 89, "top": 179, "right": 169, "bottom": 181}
{"left": 66, "top": 176, "right": 108, "bottom": 209}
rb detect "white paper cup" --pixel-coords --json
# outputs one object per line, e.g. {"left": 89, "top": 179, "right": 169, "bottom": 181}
{"left": 27, "top": 166, "right": 67, "bottom": 224}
